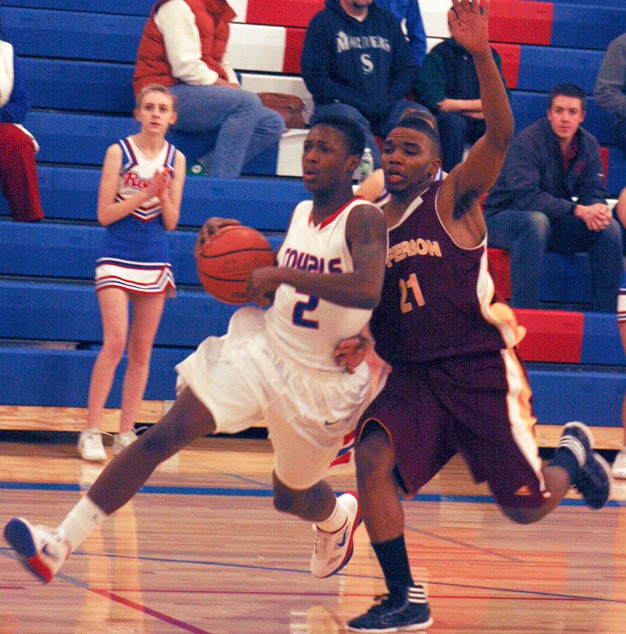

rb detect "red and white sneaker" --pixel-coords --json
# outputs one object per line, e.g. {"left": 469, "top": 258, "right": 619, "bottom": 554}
{"left": 4, "top": 517, "right": 70, "bottom": 583}
{"left": 310, "top": 492, "right": 362, "bottom": 578}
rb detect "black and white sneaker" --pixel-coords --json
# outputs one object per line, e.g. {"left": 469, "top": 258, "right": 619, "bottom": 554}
{"left": 559, "top": 421, "right": 611, "bottom": 509}
{"left": 347, "top": 584, "right": 433, "bottom": 632}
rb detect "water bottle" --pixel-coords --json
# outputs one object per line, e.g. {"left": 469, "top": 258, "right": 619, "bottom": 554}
{"left": 353, "top": 147, "right": 374, "bottom": 184}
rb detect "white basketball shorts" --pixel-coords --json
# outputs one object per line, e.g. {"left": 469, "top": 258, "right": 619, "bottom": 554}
{"left": 176, "top": 306, "right": 371, "bottom": 490}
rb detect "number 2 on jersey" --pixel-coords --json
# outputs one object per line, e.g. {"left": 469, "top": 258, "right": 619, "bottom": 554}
{"left": 293, "top": 295, "right": 320, "bottom": 329}
{"left": 399, "top": 273, "right": 425, "bottom": 313}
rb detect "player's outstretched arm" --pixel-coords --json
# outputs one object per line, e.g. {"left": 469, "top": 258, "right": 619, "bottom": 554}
{"left": 247, "top": 204, "right": 387, "bottom": 309}
{"left": 442, "top": 0, "right": 514, "bottom": 218}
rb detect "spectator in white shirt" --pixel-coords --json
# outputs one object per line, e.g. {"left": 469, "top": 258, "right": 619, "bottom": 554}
{"left": 133, "top": 0, "right": 285, "bottom": 178}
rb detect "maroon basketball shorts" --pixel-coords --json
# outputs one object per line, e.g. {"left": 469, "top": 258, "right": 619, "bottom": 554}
{"left": 356, "top": 349, "right": 547, "bottom": 508}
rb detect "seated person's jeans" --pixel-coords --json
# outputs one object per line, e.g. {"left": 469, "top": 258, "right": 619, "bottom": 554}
{"left": 169, "top": 83, "right": 285, "bottom": 178}
{"left": 486, "top": 208, "right": 623, "bottom": 312}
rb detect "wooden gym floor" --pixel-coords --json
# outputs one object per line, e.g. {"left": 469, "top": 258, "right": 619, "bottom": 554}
{"left": 0, "top": 430, "right": 625, "bottom": 633}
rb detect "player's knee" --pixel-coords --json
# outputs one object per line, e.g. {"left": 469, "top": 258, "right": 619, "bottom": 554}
{"left": 355, "top": 428, "right": 394, "bottom": 483}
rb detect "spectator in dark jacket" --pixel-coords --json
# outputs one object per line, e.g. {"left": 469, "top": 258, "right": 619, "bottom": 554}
{"left": 594, "top": 32, "right": 626, "bottom": 154}
{"left": 484, "top": 83, "right": 622, "bottom": 313}
{"left": 416, "top": 19, "right": 508, "bottom": 172}
{"left": 301, "top": 0, "right": 426, "bottom": 169}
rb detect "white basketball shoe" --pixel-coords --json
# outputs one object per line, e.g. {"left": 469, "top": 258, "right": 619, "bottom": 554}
{"left": 310, "top": 492, "right": 362, "bottom": 578}
{"left": 4, "top": 517, "right": 70, "bottom": 583}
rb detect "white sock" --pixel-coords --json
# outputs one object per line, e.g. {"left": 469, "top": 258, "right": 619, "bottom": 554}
{"left": 59, "top": 495, "right": 108, "bottom": 552}
{"left": 317, "top": 497, "right": 348, "bottom": 533}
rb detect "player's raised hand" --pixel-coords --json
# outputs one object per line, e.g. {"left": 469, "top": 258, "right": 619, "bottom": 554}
{"left": 194, "top": 217, "right": 241, "bottom": 258}
{"left": 448, "top": 0, "right": 490, "bottom": 57}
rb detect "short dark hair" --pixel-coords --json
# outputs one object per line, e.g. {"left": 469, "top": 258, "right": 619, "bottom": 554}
{"left": 548, "top": 83, "right": 586, "bottom": 111}
{"left": 311, "top": 115, "right": 366, "bottom": 157}
{"left": 393, "top": 114, "right": 442, "bottom": 158}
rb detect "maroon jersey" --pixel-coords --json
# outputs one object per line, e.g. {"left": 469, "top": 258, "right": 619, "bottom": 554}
{"left": 371, "top": 181, "right": 524, "bottom": 364}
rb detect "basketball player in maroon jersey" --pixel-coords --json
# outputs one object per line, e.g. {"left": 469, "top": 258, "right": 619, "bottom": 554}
{"left": 340, "top": 1, "right": 612, "bottom": 631}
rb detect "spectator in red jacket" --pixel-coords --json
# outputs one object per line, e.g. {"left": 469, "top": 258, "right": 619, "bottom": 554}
{"left": 0, "top": 36, "right": 44, "bottom": 222}
{"left": 133, "top": 0, "right": 285, "bottom": 178}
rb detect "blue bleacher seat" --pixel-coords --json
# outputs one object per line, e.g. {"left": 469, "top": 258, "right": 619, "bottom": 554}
{"left": 3, "top": 8, "right": 143, "bottom": 61}
{"left": 517, "top": 47, "right": 605, "bottom": 95}
{"left": 550, "top": 4, "right": 626, "bottom": 50}
{"left": 1, "top": 0, "right": 624, "bottom": 434}
{"left": 0, "top": 347, "right": 187, "bottom": 407}
{"left": 0, "top": 220, "right": 283, "bottom": 283}
{"left": 581, "top": 314, "right": 626, "bottom": 366}
{"left": 19, "top": 111, "right": 291, "bottom": 178}
{"left": 528, "top": 366, "right": 625, "bottom": 428}
{"left": 26, "top": 111, "right": 136, "bottom": 166}
{"left": 0, "top": 167, "right": 309, "bottom": 229}
{"left": 4, "top": 346, "right": 624, "bottom": 423}
{"left": 0, "top": 281, "right": 235, "bottom": 347}
{"left": 607, "top": 147, "right": 626, "bottom": 199}
{"left": 3, "top": 0, "right": 153, "bottom": 15}
{"left": 23, "top": 58, "right": 134, "bottom": 113}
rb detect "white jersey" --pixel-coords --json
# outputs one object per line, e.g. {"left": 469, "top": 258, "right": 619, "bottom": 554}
{"left": 266, "top": 198, "right": 377, "bottom": 373}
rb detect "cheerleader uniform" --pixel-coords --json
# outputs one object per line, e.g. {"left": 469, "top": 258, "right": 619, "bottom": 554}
{"left": 95, "top": 136, "right": 177, "bottom": 296}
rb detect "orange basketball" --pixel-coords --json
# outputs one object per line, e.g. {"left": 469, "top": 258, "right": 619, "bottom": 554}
{"left": 196, "top": 225, "right": 275, "bottom": 305}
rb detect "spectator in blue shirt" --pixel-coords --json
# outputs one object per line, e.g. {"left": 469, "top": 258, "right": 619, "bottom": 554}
{"left": 375, "top": 0, "right": 427, "bottom": 67}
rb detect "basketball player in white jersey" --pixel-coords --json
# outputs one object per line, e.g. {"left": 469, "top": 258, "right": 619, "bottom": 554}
{"left": 4, "top": 116, "right": 388, "bottom": 586}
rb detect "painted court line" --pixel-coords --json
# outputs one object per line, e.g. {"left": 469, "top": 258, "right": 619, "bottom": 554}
{"left": 405, "top": 524, "right": 526, "bottom": 563}
{"left": 90, "top": 588, "right": 214, "bottom": 634}
{"left": 4, "top": 546, "right": 624, "bottom": 607}
{"left": 0, "top": 549, "right": 214, "bottom": 634}
{"left": 0, "top": 481, "right": 621, "bottom": 507}
{"left": 2, "top": 545, "right": 625, "bottom": 634}
{"left": 87, "top": 586, "right": 626, "bottom": 605}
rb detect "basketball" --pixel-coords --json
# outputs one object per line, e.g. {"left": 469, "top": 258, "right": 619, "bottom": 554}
{"left": 196, "top": 225, "right": 275, "bottom": 305}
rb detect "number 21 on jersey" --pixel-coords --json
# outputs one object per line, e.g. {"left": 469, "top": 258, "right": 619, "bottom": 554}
{"left": 399, "top": 273, "right": 425, "bottom": 313}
